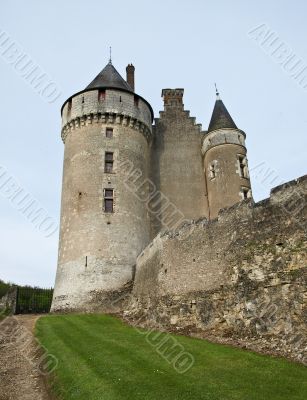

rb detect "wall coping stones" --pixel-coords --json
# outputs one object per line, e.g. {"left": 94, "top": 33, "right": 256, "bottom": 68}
{"left": 271, "top": 174, "right": 307, "bottom": 195}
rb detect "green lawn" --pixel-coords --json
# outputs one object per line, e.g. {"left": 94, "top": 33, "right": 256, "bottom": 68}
{"left": 36, "top": 314, "right": 307, "bottom": 400}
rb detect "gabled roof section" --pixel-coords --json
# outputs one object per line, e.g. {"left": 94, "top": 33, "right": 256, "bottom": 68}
{"left": 86, "top": 61, "right": 133, "bottom": 92}
{"left": 208, "top": 96, "right": 238, "bottom": 132}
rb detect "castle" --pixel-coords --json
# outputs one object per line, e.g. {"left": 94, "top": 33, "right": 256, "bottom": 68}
{"left": 51, "top": 60, "right": 306, "bottom": 363}
{"left": 51, "top": 60, "right": 253, "bottom": 312}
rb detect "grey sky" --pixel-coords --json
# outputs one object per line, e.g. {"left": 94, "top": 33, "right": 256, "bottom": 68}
{"left": 0, "top": 0, "right": 306, "bottom": 287}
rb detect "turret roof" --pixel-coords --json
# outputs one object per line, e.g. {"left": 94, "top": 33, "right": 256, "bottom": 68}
{"left": 208, "top": 95, "right": 238, "bottom": 132}
{"left": 86, "top": 61, "right": 133, "bottom": 92}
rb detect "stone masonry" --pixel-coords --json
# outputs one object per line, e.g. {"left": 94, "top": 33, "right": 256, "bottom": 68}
{"left": 126, "top": 176, "right": 307, "bottom": 363}
{"left": 52, "top": 65, "right": 154, "bottom": 312}
{"left": 51, "top": 60, "right": 305, "bottom": 365}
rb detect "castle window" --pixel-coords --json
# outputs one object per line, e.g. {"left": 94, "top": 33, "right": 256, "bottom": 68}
{"left": 81, "top": 96, "right": 84, "bottom": 104}
{"left": 105, "top": 152, "right": 114, "bottom": 173}
{"left": 98, "top": 89, "right": 106, "bottom": 102}
{"left": 241, "top": 187, "right": 251, "bottom": 200}
{"left": 190, "top": 300, "right": 196, "bottom": 310}
{"left": 134, "top": 96, "right": 139, "bottom": 107}
{"left": 209, "top": 162, "right": 216, "bottom": 180}
{"left": 238, "top": 155, "right": 249, "bottom": 178}
{"left": 106, "top": 127, "right": 113, "bottom": 138}
{"left": 104, "top": 189, "right": 114, "bottom": 213}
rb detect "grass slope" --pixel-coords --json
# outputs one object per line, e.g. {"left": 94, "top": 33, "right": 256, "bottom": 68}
{"left": 36, "top": 314, "right": 307, "bottom": 400}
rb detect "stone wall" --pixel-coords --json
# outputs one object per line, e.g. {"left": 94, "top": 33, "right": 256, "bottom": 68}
{"left": 0, "top": 287, "right": 17, "bottom": 314}
{"left": 150, "top": 90, "right": 209, "bottom": 238}
{"left": 126, "top": 175, "right": 307, "bottom": 364}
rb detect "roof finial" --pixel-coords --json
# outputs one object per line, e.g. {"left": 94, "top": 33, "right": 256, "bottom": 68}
{"left": 109, "top": 46, "right": 112, "bottom": 64}
{"left": 214, "top": 83, "right": 220, "bottom": 100}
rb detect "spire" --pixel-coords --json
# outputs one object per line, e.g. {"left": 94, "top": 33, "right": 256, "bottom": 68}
{"left": 214, "top": 83, "right": 220, "bottom": 100}
{"left": 208, "top": 89, "right": 237, "bottom": 132}
{"left": 86, "top": 61, "right": 133, "bottom": 92}
{"left": 109, "top": 46, "right": 112, "bottom": 64}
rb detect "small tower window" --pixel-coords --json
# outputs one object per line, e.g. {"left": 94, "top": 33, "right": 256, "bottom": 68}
{"left": 104, "top": 189, "right": 114, "bottom": 213}
{"left": 98, "top": 89, "right": 106, "bottom": 102}
{"left": 241, "top": 187, "right": 251, "bottom": 200}
{"left": 238, "top": 155, "right": 249, "bottom": 178}
{"left": 81, "top": 96, "right": 84, "bottom": 104}
{"left": 209, "top": 162, "right": 216, "bottom": 180}
{"left": 134, "top": 96, "right": 139, "bottom": 107}
{"left": 106, "top": 127, "right": 113, "bottom": 138}
{"left": 105, "top": 152, "right": 114, "bottom": 173}
{"left": 190, "top": 300, "right": 197, "bottom": 310}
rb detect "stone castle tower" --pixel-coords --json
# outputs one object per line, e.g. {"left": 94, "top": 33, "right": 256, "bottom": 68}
{"left": 51, "top": 60, "right": 251, "bottom": 312}
{"left": 202, "top": 89, "right": 251, "bottom": 218}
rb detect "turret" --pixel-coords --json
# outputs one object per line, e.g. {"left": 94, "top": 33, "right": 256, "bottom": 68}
{"left": 51, "top": 60, "right": 153, "bottom": 312}
{"left": 202, "top": 90, "right": 252, "bottom": 219}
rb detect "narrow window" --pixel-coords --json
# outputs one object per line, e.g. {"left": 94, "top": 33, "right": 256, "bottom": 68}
{"left": 98, "top": 89, "right": 106, "bottom": 102}
{"left": 119, "top": 96, "right": 122, "bottom": 102}
{"left": 67, "top": 99, "right": 72, "bottom": 119}
{"left": 134, "top": 95, "right": 139, "bottom": 107}
{"left": 190, "top": 300, "right": 196, "bottom": 310}
{"left": 238, "top": 155, "right": 249, "bottom": 178}
{"left": 105, "top": 152, "right": 114, "bottom": 173}
{"left": 241, "top": 187, "right": 251, "bottom": 200}
{"left": 81, "top": 96, "right": 84, "bottom": 104}
{"left": 238, "top": 155, "right": 244, "bottom": 176}
{"left": 104, "top": 189, "right": 114, "bottom": 213}
{"left": 209, "top": 162, "right": 216, "bottom": 180}
{"left": 106, "top": 127, "right": 113, "bottom": 138}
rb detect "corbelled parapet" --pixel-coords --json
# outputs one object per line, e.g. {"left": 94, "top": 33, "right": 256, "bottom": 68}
{"left": 61, "top": 88, "right": 152, "bottom": 143}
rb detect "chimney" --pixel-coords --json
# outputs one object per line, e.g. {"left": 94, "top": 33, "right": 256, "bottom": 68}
{"left": 161, "top": 88, "right": 184, "bottom": 111}
{"left": 126, "top": 64, "right": 135, "bottom": 91}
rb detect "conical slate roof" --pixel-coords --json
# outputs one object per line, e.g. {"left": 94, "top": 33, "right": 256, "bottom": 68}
{"left": 208, "top": 96, "right": 237, "bottom": 132}
{"left": 86, "top": 62, "right": 133, "bottom": 92}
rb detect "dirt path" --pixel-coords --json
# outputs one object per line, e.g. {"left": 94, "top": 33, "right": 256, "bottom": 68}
{"left": 0, "top": 315, "right": 52, "bottom": 400}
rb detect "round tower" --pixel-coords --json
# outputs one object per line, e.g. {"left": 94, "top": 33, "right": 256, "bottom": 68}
{"left": 202, "top": 91, "right": 252, "bottom": 219}
{"left": 51, "top": 60, "right": 153, "bottom": 312}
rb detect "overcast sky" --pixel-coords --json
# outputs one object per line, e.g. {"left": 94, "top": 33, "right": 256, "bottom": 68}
{"left": 0, "top": 0, "right": 306, "bottom": 287}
